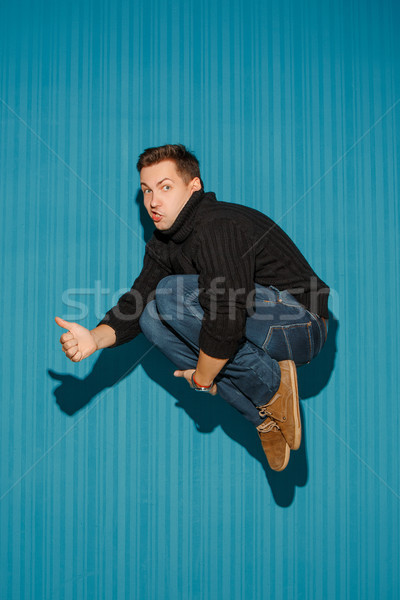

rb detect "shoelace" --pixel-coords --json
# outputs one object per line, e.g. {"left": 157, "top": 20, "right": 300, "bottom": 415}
{"left": 258, "top": 405, "right": 271, "bottom": 419}
{"left": 257, "top": 419, "right": 280, "bottom": 433}
{"left": 258, "top": 404, "right": 286, "bottom": 423}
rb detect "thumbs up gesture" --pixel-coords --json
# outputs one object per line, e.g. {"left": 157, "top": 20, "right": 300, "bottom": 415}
{"left": 55, "top": 316, "right": 98, "bottom": 362}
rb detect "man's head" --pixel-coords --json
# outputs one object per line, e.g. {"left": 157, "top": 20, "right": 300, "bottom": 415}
{"left": 137, "top": 144, "right": 203, "bottom": 230}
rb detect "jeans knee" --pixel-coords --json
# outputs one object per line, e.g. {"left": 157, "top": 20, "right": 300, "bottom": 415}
{"left": 155, "top": 275, "right": 176, "bottom": 295}
{"left": 155, "top": 274, "right": 200, "bottom": 320}
{"left": 155, "top": 275, "right": 178, "bottom": 318}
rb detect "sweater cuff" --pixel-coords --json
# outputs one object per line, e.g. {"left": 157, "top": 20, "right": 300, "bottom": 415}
{"left": 198, "top": 328, "right": 240, "bottom": 359}
{"left": 96, "top": 314, "right": 140, "bottom": 348}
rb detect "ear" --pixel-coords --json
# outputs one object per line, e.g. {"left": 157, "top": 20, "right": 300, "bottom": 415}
{"left": 190, "top": 177, "right": 202, "bottom": 192}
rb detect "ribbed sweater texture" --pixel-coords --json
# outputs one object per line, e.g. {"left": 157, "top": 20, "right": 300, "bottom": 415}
{"left": 98, "top": 190, "right": 330, "bottom": 358}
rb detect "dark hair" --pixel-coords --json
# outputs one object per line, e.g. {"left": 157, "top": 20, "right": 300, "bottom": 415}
{"left": 136, "top": 144, "right": 203, "bottom": 187}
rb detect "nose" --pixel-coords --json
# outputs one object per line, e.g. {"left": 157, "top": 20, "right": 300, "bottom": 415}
{"left": 150, "top": 192, "right": 161, "bottom": 208}
{"left": 150, "top": 192, "right": 160, "bottom": 206}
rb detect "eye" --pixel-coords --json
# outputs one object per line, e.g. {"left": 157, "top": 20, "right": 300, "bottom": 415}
{"left": 143, "top": 189, "right": 152, "bottom": 194}
{"left": 162, "top": 185, "right": 171, "bottom": 191}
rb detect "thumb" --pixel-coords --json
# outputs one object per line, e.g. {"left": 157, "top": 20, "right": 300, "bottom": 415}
{"left": 174, "top": 370, "right": 184, "bottom": 377}
{"left": 55, "top": 316, "right": 74, "bottom": 330}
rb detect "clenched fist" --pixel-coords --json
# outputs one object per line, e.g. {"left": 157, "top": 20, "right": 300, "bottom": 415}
{"left": 55, "top": 316, "right": 98, "bottom": 362}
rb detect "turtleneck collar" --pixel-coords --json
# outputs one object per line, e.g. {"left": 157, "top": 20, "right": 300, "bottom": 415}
{"left": 157, "top": 189, "right": 211, "bottom": 243}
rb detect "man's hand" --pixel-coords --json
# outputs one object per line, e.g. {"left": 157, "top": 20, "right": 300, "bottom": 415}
{"left": 55, "top": 316, "right": 98, "bottom": 362}
{"left": 174, "top": 369, "right": 218, "bottom": 395}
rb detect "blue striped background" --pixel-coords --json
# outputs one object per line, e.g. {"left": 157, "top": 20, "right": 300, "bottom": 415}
{"left": 1, "top": 0, "right": 399, "bottom": 598}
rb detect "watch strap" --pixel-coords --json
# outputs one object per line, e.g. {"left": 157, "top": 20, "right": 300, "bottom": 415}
{"left": 191, "top": 372, "right": 214, "bottom": 392}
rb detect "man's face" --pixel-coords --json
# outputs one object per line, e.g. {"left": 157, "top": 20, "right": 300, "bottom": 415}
{"left": 140, "top": 160, "right": 202, "bottom": 230}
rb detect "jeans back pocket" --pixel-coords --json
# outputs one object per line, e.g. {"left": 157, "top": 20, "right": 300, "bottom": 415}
{"left": 262, "top": 322, "right": 313, "bottom": 366}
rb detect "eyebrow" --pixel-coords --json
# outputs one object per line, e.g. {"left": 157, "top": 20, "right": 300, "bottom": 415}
{"left": 140, "top": 177, "right": 174, "bottom": 187}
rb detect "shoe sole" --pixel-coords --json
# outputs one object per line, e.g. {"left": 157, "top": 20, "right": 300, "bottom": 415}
{"left": 276, "top": 442, "right": 290, "bottom": 471}
{"left": 287, "top": 361, "right": 301, "bottom": 450}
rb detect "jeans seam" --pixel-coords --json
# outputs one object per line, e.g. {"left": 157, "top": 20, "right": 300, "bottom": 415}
{"left": 279, "top": 300, "right": 302, "bottom": 308}
{"left": 282, "top": 328, "right": 293, "bottom": 360}
{"left": 306, "top": 321, "right": 313, "bottom": 362}
{"left": 308, "top": 311, "right": 324, "bottom": 355}
{"left": 262, "top": 325, "right": 280, "bottom": 352}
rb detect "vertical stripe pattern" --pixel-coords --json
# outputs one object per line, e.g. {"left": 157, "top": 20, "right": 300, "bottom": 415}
{"left": 0, "top": 0, "right": 399, "bottom": 598}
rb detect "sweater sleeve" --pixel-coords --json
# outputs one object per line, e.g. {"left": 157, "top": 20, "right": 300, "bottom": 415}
{"left": 96, "top": 241, "right": 171, "bottom": 347}
{"left": 194, "top": 219, "right": 256, "bottom": 359}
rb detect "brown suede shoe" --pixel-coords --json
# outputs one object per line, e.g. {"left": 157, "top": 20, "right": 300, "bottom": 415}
{"left": 257, "top": 418, "right": 290, "bottom": 471}
{"left": 257, "top": 360, "right": 301, "bottom": 450}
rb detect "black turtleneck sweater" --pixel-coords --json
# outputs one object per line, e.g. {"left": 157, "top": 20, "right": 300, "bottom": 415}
{"left": 97, "top": 190, "right": 330, "bottom": 358}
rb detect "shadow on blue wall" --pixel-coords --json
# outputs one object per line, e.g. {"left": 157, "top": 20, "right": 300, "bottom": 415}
{"left": 48, "top": 313, "right": 337, "bottom": 508}
{"left": 49, "top": 192, "right": 338, "bottom": 507}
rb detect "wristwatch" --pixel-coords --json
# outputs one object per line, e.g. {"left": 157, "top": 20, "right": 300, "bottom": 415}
{"left": 190, "top": 372, "right": 214, "bottom": 392}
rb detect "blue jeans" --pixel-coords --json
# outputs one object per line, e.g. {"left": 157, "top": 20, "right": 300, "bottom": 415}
{"left": 139, "top": 275, "right": 328, "bottom": 427}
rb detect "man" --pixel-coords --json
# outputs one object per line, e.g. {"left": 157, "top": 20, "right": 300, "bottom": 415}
{"left": 55, "top": 144, "right": 329, "bottom": 471}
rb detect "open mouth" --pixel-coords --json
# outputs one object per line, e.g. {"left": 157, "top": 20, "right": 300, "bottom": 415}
{"left": 151, "top": 211, "right": 163, "bottom": 222}
{"left": 151, "top": 210, "right": 163, "bottom": 223}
